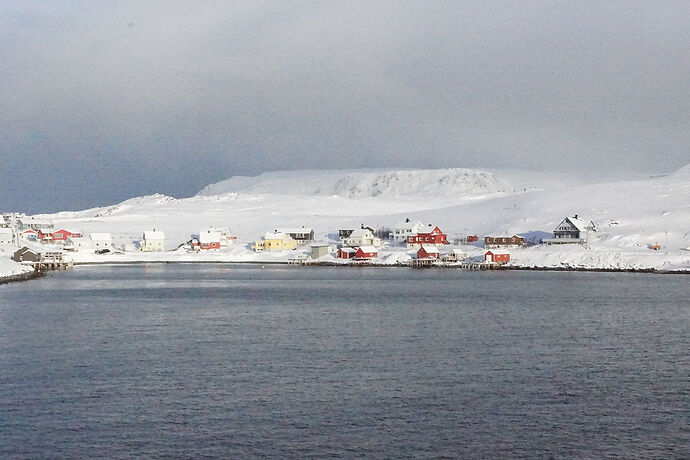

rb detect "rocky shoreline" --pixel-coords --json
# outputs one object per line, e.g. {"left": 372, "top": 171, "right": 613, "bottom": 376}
{"left": 0, "top": 270, "right": 43, "bottom": 286}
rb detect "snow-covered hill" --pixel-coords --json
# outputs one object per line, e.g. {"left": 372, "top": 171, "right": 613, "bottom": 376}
{"left": 0, "top": 253, "right": 33, "bottom": 280}
{"left": 12, "top": 165, "right": 690, "bottom": 271}
{"left": 197, "top": 168, "right": 509, "bottom": 198}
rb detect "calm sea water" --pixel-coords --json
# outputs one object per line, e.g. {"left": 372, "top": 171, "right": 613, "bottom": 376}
{"left": 0, "top": 265, "right": 688, "bottom": 458}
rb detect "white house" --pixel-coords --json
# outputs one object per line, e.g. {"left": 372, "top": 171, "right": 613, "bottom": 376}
{"left": 64, "top": 237, "right": 90, "bottom": 252}
{"left": 216, "top": 227, "right": 236, "bottom": 247}
{"left": 341, "top": 226, "right": 381, "bottom": 248}
{"left": 543, "top": 215, "right": 597, "bottom": 245}
{"left": 277, "top": 227, "right": 315, "bottom": 245}
{"left": 90, "top": 232, "right": 113, "bottom": 249}
{"left": 141, "top": 230, "right": 165, "bottom": 252}
{"left": 392, "top": 218, "right": 425, "bottom": 245}
{"left": 198, "top": 229, "right": 222, "bottom": 250}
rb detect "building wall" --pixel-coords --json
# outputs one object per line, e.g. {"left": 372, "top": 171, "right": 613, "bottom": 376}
{"left": 141, "top": 240, "right": 164, "bottom": 252}
{"left": 311, "top": 246, "right": 329, "bottom": 258}
{"left": 263, "top": 238, "right": 297, "bottom": 251}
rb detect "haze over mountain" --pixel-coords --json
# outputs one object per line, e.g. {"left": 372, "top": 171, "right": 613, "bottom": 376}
{"left": 2, "top": 1, "right": 690, "bottom": 213}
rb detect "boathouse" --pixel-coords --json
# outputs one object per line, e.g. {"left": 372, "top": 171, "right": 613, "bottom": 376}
{"left": 484, "top": 251, "right": 510, "bottom": 264}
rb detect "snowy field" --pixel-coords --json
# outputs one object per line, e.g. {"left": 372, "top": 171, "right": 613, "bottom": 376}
{"left": 4, "top": 166, "right": 690, "bottom": 274}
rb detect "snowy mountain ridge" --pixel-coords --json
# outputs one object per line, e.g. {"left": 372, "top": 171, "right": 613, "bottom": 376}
{"left": 196, "top": 168, "right": 509, "bottom": 198}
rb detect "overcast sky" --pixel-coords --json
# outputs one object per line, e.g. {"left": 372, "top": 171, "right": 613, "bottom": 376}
{"left": 1, "top": 1, "right": 689, "bottom": 213}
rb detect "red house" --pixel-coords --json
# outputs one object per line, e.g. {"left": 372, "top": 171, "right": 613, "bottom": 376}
{"left": 51, "top": 229, "right": 83, "bottom": 241}
{"left": 407, "top": 226, "right": 448, "bottom": 247}
{"left": 38, "top": 229, "right": 81, "bottom": 242}
{"left": 484, "top": 251, "right": 510, "bottom": 264}
{"left": 21, "top": 229, "right": 38, "bottom": 240}
{"left": 197, "top": 230, "right": 222, "bottom": 250}
{"left": 417, "top": 245, "right": 440, "bottom": 259}
{"left": 355, "top": 246, "right": 378, "bottom": 259}
{"left": 337, "top": 247, "right": 356, "bottom": 259}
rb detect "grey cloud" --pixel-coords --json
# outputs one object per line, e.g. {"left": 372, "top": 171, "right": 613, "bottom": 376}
{"left": 1, "top": 1, "right": 688, "bottom": 212}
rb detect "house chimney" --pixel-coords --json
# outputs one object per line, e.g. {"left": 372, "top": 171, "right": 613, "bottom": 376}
{"left": 574, "top": 214, "right": 578, "bottom": 219}
{"left": 405, "top": 218, "right": 410, "bottom": 223}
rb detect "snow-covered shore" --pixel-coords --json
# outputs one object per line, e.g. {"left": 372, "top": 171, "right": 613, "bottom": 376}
{"left": 4, "top": 166, "right": 689, "bottom": 275}
{"left": 0, "top": 257, "right": 35, "bottom": 284}
{"left": 63, "top": 243, "right": 690, "bottom": 273}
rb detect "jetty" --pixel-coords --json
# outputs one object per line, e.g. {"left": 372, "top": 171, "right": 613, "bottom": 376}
{"left": 12, "top": 247, "right": 73, "bottom": 272}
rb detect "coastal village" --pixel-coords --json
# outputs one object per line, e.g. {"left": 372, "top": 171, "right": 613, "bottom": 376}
{"left": 2, "top": 165, "right": 689, "bottom": 279}
{"left": 1, "top": 210, "right": 605, "bottom": 273}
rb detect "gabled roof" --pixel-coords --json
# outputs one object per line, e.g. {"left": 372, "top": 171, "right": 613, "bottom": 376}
{"left": 417, "top": 225, "right": 444, "bottom": 236}
{"left": 347, "top": 227, "right": 373, "bottom": 238}
{"left": 419, "top": 245, "right": 440, "bottom": 253}
{"left": 199, "top": 231, "right": 221, "bottom": 243}
{"left": 264, "top": 231, "right": 292, "bottom": 240}
{"left": 89, "top": 232, "right": 112, "bottom": 241}
{"left": 559, "top": 216, "right": 596, "bottom": 232}
{"left": 53, "top": 228, "right": 81, "bottom": 234}
{"left": 144, "top": 230, "right": 165, "bottom": 240}
{"left": 338, "top": 247, "right": 356, "bottom": 253}
{"left": 15, "top": 246, "right": 39, "bottom": 256}
{"left": 394, "top": 220, "right": 424, "bottom": 231}
{"left": 357, "top": 245, "right": 378, "bottom": 253}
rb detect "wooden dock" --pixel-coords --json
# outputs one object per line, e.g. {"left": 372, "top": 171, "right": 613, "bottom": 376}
{"left": 22, "top": 252, "right": 73, "bottom": 272}
{"left": 288, "top": 256, "right": 309, "bottom": 265}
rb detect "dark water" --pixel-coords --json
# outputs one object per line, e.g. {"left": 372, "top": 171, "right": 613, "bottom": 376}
{"left": 1, "top": 265, "right": 688, "bottom": 458}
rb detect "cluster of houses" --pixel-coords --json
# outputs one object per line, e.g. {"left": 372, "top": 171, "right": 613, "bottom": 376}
{"left": 1, "top": 212, "right": 599, "bottom": 266}
{"left": 0, "top": 215, "right": 237, "bottom": 255}
{"left": 250, "top": 215, "right": 599, "bottom": 266}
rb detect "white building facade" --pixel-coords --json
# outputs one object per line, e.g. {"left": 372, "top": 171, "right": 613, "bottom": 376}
{"left": 392, "top": 219, "right": 425, "bottom": 245}
{"left": 341, "top": 227, "right": 381, "bottom": 248}
{"left": 141, "top": 230, "right": 165, "bottom": 252}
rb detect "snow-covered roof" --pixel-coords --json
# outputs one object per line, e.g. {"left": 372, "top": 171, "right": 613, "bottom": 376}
{"left": 0, "top": 228, "right": 13, "bottom": 235}
{"left": 310, "top": 242, "right": 330, "bottom": 247}
{"left": 264, "top": 231, "right": 290, "bottom": 240}
{"left": 394, "top": 220, "right": 424, "bottom": 231}
{"left": 347, "top": 227, "right": 372, "bottom": 238}
{"left": 566, "top": 216, "right": 595, "bottom": 232}
{"left": 90, "top": 232, "right": 112, "bottom": 241}
{"left": 199, "top": 230, "right": 221, "bottom": 243}
{"left": 358, "top": 245, "right": 378, "bottom": 253}
{"left": 278, "top": 227, "right": 313, "bottom": 234}
{"left": 419, "top": 245, "right": 440, "bottom": 253}
{"left": 339, "top": 247, "right": 356, "bottom": 253}
{"left": 144, "top": 230, "right": 165, "bottom": 240}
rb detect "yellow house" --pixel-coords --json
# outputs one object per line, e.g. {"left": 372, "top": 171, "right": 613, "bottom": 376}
{"left": 254, "top": 231, "right": 298, "bottom": 252}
